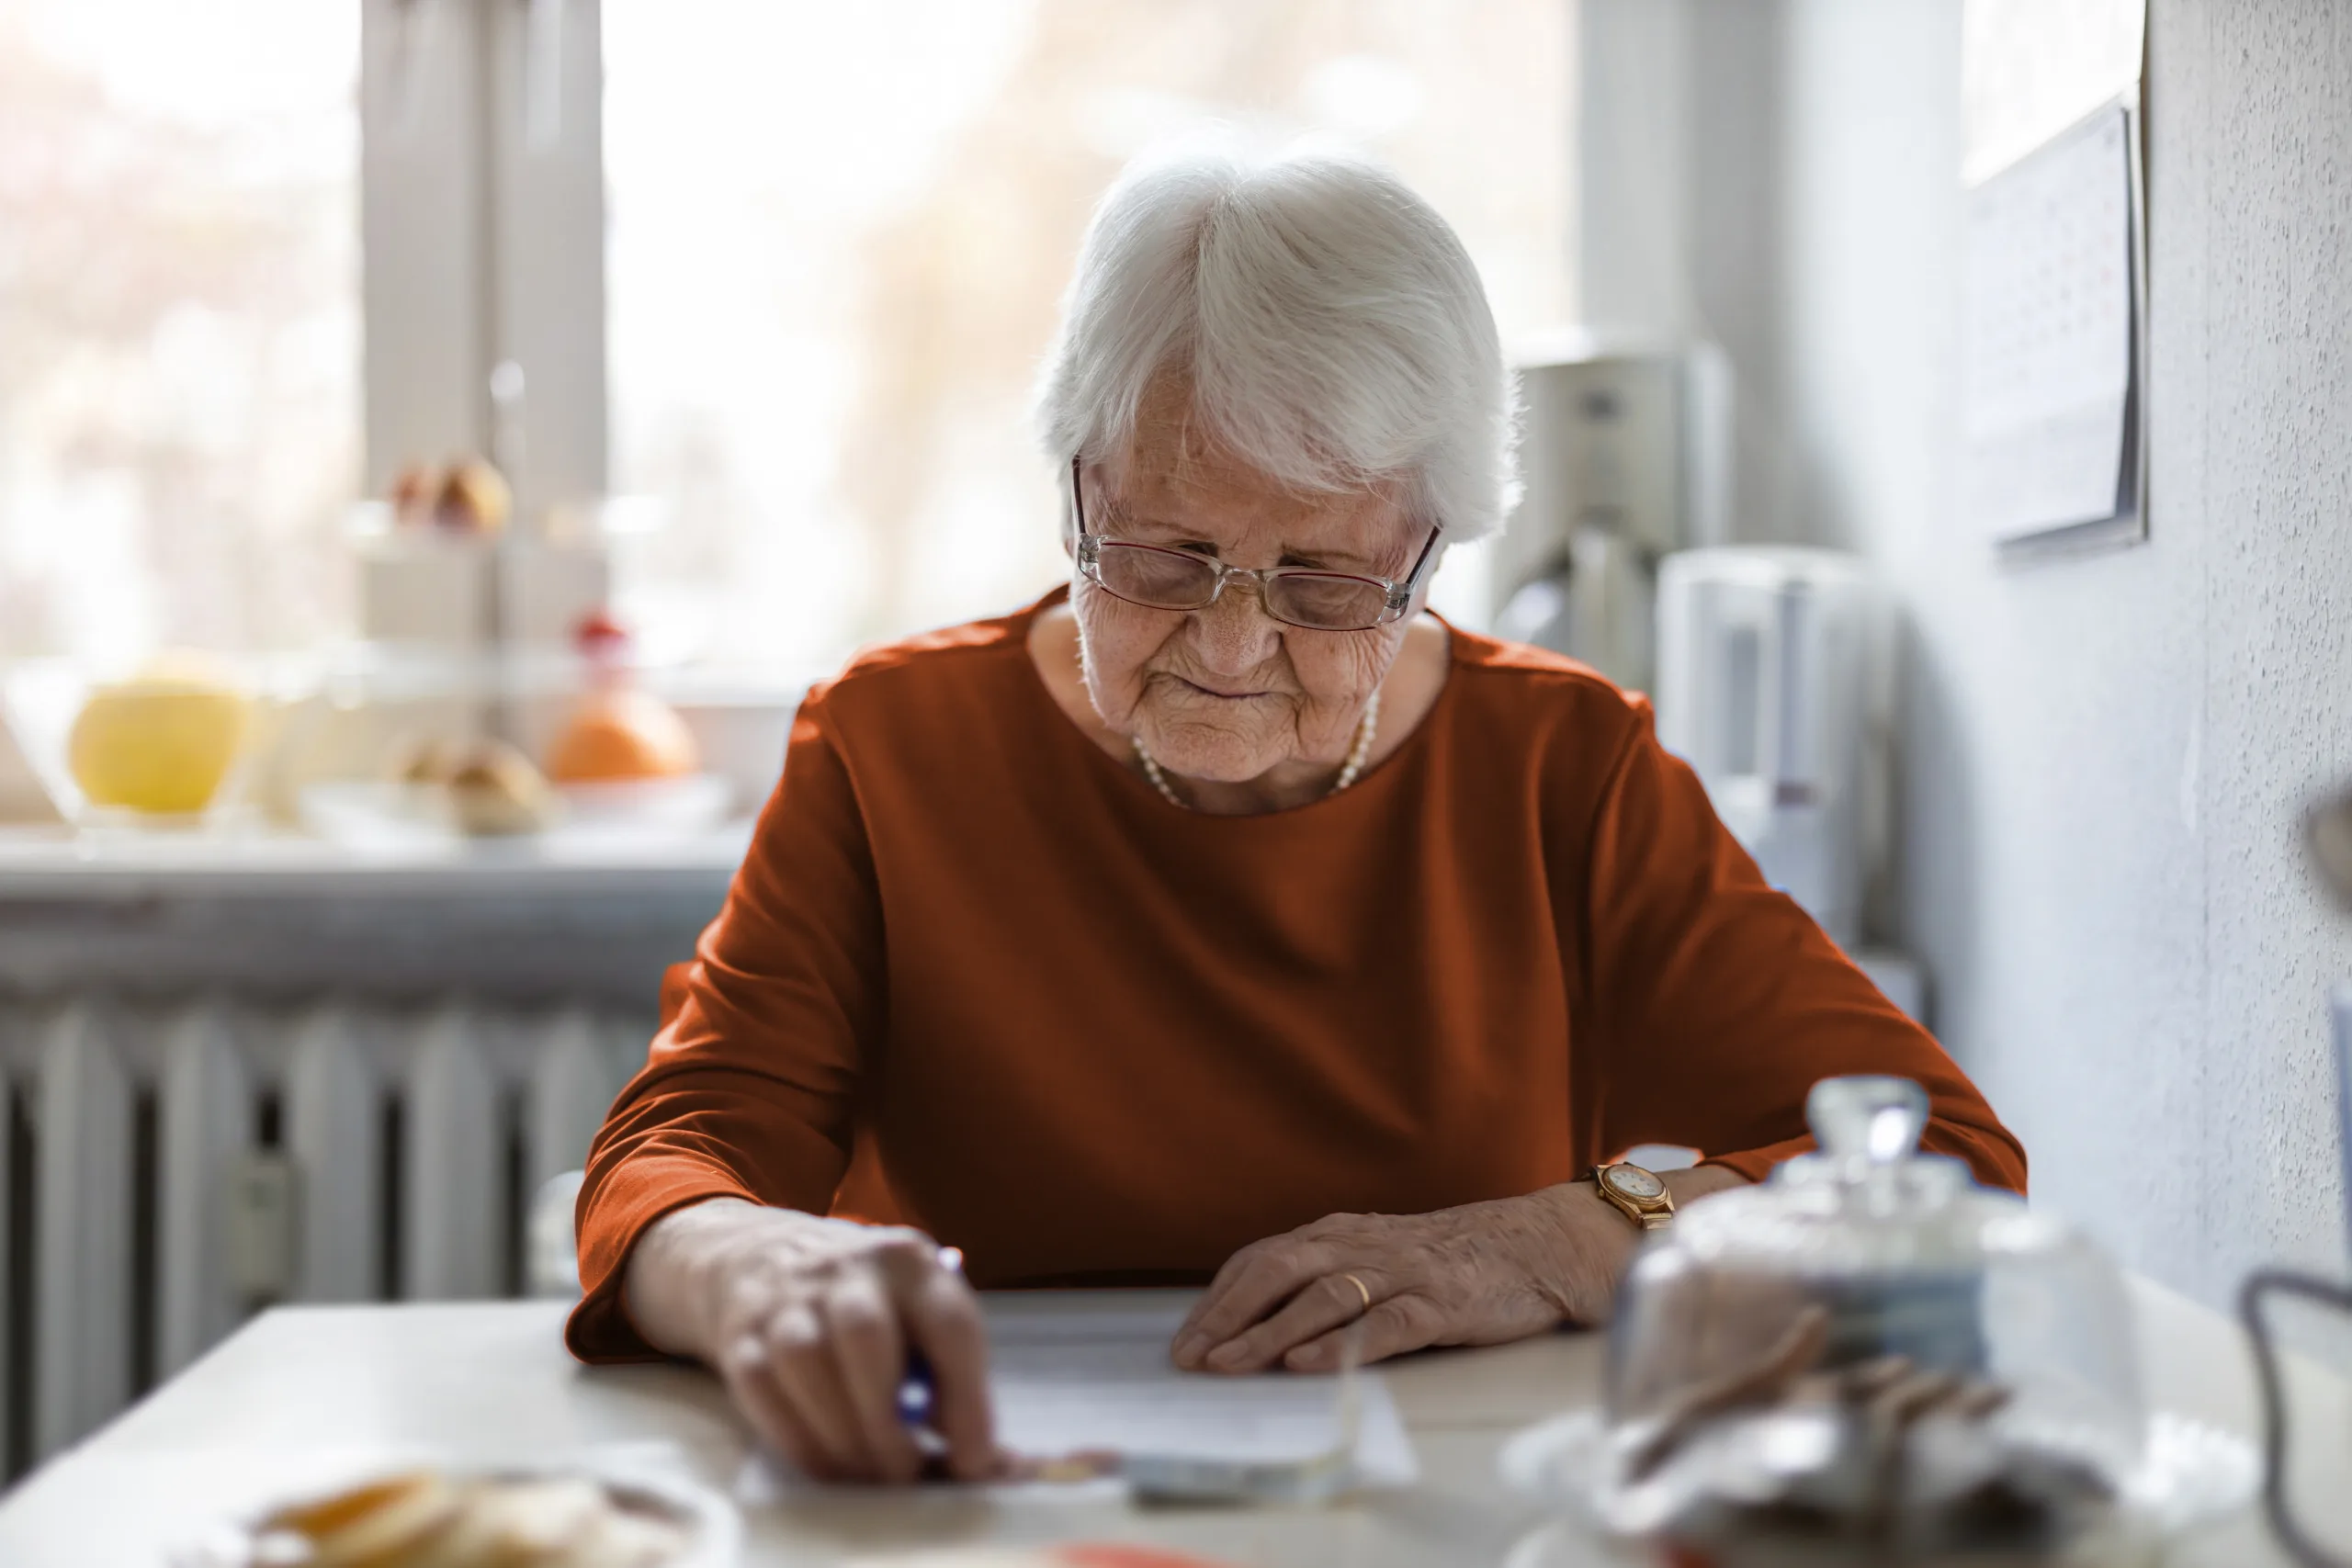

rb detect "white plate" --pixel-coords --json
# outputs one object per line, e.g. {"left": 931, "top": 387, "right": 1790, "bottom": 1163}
{"left": 300, "top": 773, "right": 731, "bottom": 851}
{"left": 299, "top": 780, "right": 471, "bottom": 851}
{"left": 556, "top": 772, "right": 731, "bottom": 832}
{"left": 1498, "top": 1406, "right": 2257, "bottom": 1551}
{"left": 172, "top": 1454, "right": 740, "bottom": 1568}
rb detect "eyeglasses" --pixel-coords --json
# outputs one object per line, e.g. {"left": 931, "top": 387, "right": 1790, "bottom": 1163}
{"left": 1069, "top": 458, "right": 1441, "bottom": 633}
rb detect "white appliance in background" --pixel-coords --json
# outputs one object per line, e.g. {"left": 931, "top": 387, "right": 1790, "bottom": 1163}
{"left": 1656, "top": 547, "right": 1878, "bottom": 959}
{"left": 1489, "top": 336, "right": 1731, "bottom": 692}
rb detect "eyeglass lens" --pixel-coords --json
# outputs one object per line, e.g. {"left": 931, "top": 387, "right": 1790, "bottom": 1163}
{"left": 1090, "top": 544, "right": 1388, "bottom": 630}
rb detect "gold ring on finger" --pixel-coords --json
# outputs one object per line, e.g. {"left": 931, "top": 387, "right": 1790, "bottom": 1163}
{"left": 1340, "top": 1272, "right": 1373, "bottom": 1317}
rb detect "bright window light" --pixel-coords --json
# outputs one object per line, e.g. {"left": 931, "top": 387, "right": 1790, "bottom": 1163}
{"left": 0, "top": 0, "right": 360, "bottom": 663}
{"left": 604, "top": 0, "right": 1573, "bottom": 673}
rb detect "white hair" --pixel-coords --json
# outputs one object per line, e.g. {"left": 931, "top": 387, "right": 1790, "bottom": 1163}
{"left": 1035, "top": 141, "right": 1520, "bottom": 541}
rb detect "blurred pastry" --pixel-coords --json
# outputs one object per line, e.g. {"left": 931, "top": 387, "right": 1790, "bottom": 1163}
{"left": 441, "top": 741, "right": 558, "bottom": 837}
{"left": 431, "top": 457, "right": 512, "bottom": 535}
{"left": 242, "top": 1469, "right": 693, "bottom": 1568}
{"left": 548, "top": 612, "right": 698, "bottom": 785}
{"left": 389, "top": 461, "right": 439, "bottom": 525}
{"left": 395, "top": 735, "right": 463, "bottom": 787}
{"left": 67, "top": 654, "right": 254, "bottom": 817}
{"left": 548, "top": 689, "right": 698, "bottom": 784}
{"left": 262, "top": 1471, "right": 463, "bottom": 1566}
{"left": 391, "top": 737, "right": 558, "bottom": 837}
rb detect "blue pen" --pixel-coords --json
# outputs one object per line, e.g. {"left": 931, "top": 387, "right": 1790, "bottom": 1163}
{"left": 897, "top": 1246, "right": 963, "bottom": 1436}
{"left": 897, "top": 1348, "right": 938, "bottom": 1427}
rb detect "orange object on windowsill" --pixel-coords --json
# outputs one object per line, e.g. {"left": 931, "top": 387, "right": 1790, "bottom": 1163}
{"left": 548, "top": 688, "right": 698, "bottom": 783}
{"left": 546, "top": 611, "right": 700, "bottom": 784}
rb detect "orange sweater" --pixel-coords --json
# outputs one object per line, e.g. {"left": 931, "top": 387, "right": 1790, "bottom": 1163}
{"left": 569, "top": 593, "right": 2024, "bottom": 1360}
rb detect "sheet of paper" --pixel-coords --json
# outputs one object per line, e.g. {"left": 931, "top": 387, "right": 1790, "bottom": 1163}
{"left": 737, "top": 1301, "right": 1417, "bottom": 1501}
{"left": 989, "top": 1302, "right": 1416, "bottom": 1484}
{"left": 1962, "top": 104, "right": 2135, "bottom": 543}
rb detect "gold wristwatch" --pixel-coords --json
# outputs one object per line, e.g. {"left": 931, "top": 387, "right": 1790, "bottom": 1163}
{"left": 1594, "top": 1161, "right": 1676, "bottom": 1231}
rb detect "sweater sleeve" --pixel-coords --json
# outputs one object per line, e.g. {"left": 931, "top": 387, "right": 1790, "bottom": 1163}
{"left": 566, "top": 687, "right": 886, "bottom": 1362}
{"left": 1573, "top": 699, "right": 2026, "bottom": 1192}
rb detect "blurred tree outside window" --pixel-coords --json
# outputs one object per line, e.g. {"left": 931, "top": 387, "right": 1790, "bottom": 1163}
{"left": 605, "top": 0, "right": 1575, "bottom": 675}
{"left": 0, "top": 0, "right": 360, "bottom": 663}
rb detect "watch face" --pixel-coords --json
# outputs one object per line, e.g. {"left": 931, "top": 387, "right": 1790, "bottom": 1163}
{"left": 1605, "top": 1165, "right": 1667, "bottom": 1201}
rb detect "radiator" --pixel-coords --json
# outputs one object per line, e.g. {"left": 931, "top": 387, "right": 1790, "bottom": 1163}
{"left": 0, "top": 991, "right": 653, "bottom": 1479}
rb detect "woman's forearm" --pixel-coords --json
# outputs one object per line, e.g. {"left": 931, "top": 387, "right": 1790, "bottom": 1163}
{"left": 1668, "top": 1165, "right": 1749, "bottom": 1207}
{"left": 1515, "top": 1165, "right": 1749, "bottom": 1317}
{"left": 622, "top": 1197, "right": 851, "bottom": 1360}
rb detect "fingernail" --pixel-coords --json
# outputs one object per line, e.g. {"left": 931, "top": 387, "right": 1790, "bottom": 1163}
{"left": 1172, "top": 1334, "right": 1207, "bottom": 1366}
{"left": 1207, "top": 1340, "right": 1249, "bottom": 1371}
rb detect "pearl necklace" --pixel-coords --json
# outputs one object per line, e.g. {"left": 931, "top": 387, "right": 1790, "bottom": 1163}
{"left": 1133, "top": 689, "right": 1383, "bottom": 811}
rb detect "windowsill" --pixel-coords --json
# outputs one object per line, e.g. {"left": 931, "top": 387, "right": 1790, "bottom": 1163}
{"left": 0, "top": 819, "right": 753, "bottom": 903}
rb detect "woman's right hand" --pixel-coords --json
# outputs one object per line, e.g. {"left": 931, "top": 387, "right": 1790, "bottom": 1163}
{"left": 621, "top": 1197, "right": 999, "bottom": 1484}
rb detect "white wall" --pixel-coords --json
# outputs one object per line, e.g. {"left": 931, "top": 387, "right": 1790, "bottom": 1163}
{"left": 1578, "top": 0, "right": 1802, "bottom": 541}
{"left": 1758, "top": 0, "right": 2352, "bottom": 1303}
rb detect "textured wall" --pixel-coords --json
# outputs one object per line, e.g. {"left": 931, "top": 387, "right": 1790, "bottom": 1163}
{"left": 1764, "top": 0, "right": 2352, "bottom": 1303}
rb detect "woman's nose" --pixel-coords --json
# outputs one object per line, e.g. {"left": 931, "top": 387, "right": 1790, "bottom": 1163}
{"left": 1190, "top": 576, "right": 1283, "bottom": 670}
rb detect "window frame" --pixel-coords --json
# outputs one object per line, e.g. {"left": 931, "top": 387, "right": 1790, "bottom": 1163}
{"left": 359, "top": 0, "right": 607, "bottom": 520}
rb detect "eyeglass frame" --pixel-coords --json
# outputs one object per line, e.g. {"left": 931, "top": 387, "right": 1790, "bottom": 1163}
{"left": 1068, "top": 457, "right": 1442, "bottom": 632}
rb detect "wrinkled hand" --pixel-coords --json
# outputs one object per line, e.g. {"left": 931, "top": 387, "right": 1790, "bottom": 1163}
{"left": 1171, "top": 1174, "right": 1740, "bottom": 1375}
{"left": 624, "top": 1199, "right": 997, "bottom": 1484}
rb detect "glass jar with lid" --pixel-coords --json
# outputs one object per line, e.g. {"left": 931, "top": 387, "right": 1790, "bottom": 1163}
{"left": 1595, "top": 1075, "right": 2145, "bottom": 1563}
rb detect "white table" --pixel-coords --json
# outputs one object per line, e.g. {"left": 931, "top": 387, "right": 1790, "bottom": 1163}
{"left": 0, "top": 1280, "right": 2340, "bottom": 1566}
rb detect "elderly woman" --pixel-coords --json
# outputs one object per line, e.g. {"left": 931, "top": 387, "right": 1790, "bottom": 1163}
{"left": 569, "top": 145, "right": 2024, "bottom": 1484}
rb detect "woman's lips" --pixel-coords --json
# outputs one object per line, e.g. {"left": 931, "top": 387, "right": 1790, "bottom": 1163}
{"left": 1174, "top": 678, "right": 1268, "bottom": 700}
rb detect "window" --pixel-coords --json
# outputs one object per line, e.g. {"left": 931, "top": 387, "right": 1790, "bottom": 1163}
{"left": 604, "top": 0, "right": 1573, "bottom": 672}
{"left": 2, "top": 2, "right": 1571, "bottom": 673}
{"left": 0, "top": 0, "right": 360, "bottom": 662}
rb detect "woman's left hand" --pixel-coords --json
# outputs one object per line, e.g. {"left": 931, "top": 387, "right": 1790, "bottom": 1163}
{"left": 1170, "top": 1171, "right": 1745, "bottom": 1374}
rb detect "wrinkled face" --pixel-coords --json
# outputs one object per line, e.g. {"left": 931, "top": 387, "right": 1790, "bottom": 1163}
{"left": 1072, "top": 387, "right": 1434, "bottom": 784}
